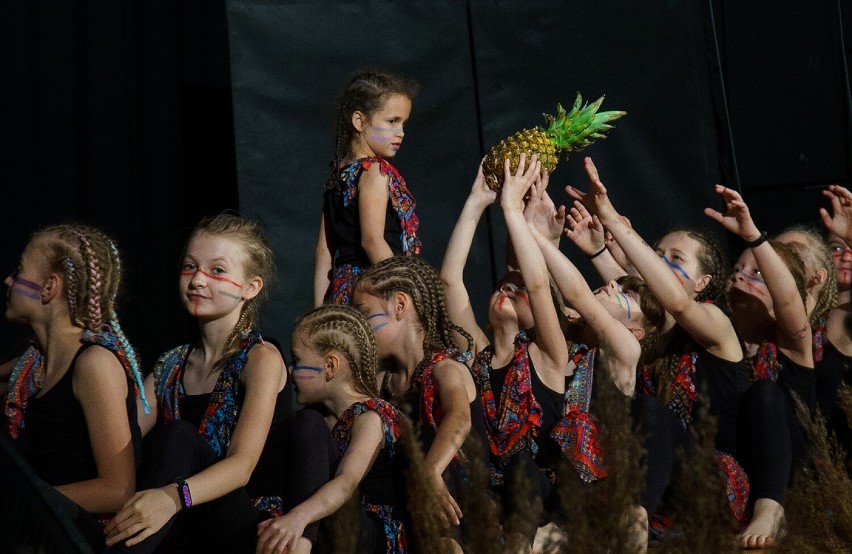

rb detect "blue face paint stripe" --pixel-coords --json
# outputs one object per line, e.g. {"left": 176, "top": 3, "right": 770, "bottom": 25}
{"left": 661, "top": 256, "right": 690, "bottom": 282}
{"left": 13, "top": 289, "right": 41, "bottom": 301}
{"left": 737, "top": 268, "right": 765, "bottom": 284}
{"left": 618, "top": 292, "right": 632, "bottom": 320}
{"left": 293, "top": 365, "right": 323, "bottom": 372}
{"left": 367, "top": 313, "right": 386, "bottom": 320}
{"left": 371, "top": 322, "right": 388, "bottom": 332}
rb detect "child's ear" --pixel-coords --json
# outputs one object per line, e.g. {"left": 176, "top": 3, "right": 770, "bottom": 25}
{"left": 693, "top": 273, "right": 712, "bottom": 295}
{"left": 325, "top": 351, "right": 340, "bottom": 382}
{"left": 630, "top": 325, "right": 645, "bottom": 343}
{"left": 243, "top": 276, "right": 263, "bottom": 301}
{"left": 352, "top": 110, "right": 367, "bottom": 133}
{"left": 392, "top": 291, "right": 410, "bottom": 321}
{"left": 43, "top": 273, "right": 62, "bottom": 304}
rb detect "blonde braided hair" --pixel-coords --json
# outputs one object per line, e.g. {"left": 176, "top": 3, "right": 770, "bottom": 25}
{"left": 356, "top": 256, "right": 473, "bottom": 379}
{"left": 293, "top": 304, "right": 380, "bottom": 397}
{"left": 779, "top": 225, "right": 838, "bottom": 325}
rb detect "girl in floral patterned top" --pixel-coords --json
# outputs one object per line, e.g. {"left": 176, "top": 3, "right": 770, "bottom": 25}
{"left": 257, "top": 304, "right": 408, "bottom": 554}
{"left": 315, "top": 70, "right": 422, "bottom": 306}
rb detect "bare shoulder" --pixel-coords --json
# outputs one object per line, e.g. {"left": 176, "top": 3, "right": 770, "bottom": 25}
{"left": 246, "top": 341, "right": 285, "bottom": 370}
{"left": 75, "top": 345, "right": 125, "bottom": 377}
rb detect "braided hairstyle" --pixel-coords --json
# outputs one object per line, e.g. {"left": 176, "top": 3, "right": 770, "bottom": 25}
{"left": 778, "top": 225, "right": 838, "bottom": 325}
{"left": 355, "top": 256, "right": 473, "bottom": 376}
{"left": 655, "top": 229, "right": 729, "bottom": 303}
{"left": 326, "top": 69, "right": 419, "bottom": 190}
{"left": 618, "top": 275, "right": 667, "bottom": 353}
{"left": 32, "top": 224, "right": 147, "bottom": 411}
{"left": 293, "top": 304, "right": 380, "bottom": 397}
{"left": 188, "top": 213, "right": 277, "bottom": 359}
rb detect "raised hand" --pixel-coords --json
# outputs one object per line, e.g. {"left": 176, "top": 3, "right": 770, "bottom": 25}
{"left": 524, "top": 172, "right": 566, "bottom": 242}
{"left": 501, "top": 153, "right": 541, "bottom": 212}
{"left": 467, "top": 160, "right": 498, "bottom": 211}
{"left": 703, "top": 184, "right": 761, "bottom": 242}
{"left": 564, "top": 200, "right": 605, "bottom": 256}
{"left": 565, "top": 157, "right": 620, "bottom": 225}
{"left": 820, "top": 184, "right": 852, "bottom": 243}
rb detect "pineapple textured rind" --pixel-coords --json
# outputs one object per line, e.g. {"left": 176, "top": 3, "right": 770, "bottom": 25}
{"left": 482, "top": 93, "right": 626, "bottom": 191}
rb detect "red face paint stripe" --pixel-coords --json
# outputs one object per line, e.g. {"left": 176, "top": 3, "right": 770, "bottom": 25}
{"left": 181, "top": 269, "right": 242, "bottom": 288}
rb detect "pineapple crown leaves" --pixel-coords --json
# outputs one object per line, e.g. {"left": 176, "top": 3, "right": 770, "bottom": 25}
{"left": 540, "top": 93, "right": 626, "bottom": 158}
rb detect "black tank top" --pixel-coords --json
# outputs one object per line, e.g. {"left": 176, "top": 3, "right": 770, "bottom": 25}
{"left": 23, "top": 344, "right": 142, "bottom": 486}
{"left": 489, "top": 355, "right": 565, "bottom": 469}
{"left": 324, "top": 164, "right": 404, "bottom": 269}
{"left": 816, "top": 339, "right": 852, "bottom": 423}
{"left": 693, "top": 349, "right": 751, "bottom": 455}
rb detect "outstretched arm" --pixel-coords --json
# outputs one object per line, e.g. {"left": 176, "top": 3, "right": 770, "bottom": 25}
{"left": 532, "top": 229, "right": 639, "bottom": 395}
{"left": 705, "top": 185, "right": 812, "bottom": 366}
{"left": 568, "top": 158, "right": 741, "bottom": 360}
{"left": 502, "top": 155, "right": 570, "bottom": 390}
{"left": 563, "top": 200, "right": 627, "bottom": 283}
{"left": 314, "top": 210, "right": 334, "bottom": 307}
{"left": 440, "top": 163, "right": 495, "bottom": 355}
{"left": 256, "top": 411, "right": 385, "bottom": 554}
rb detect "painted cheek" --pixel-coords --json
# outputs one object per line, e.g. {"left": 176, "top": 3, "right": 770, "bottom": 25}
{"left": 293, "top": 365, "right": 323, "bottom": 381}
{"left": 218, "top": 291, "right": 242, "bottom": 301}
{"left": 661, "top": 256, "right": 690, "bottom": 285}
{"left": 515, "top": 290, "right": 530, "bottom": 306}
{"left": 10, "top": 275, "right": 42, "bottom": 301}
{"left": 367, "top": 313, "right": 389, "bottom": 332}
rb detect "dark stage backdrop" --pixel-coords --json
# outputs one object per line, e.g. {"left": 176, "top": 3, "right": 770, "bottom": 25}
{"left": 0, "top": 0, "right": 849, "bottom": 371}
{"left": 227, "top": 0, "right": 728, "bottom": 352}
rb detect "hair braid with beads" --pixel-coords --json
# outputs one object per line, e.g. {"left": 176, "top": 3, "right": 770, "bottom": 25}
{"left": 325, "top": 69, "right": 419, "bottom": 192}
{"left": 188, "top": 213, "right": 277, "bottom": 359}
{"left": 31, "top": 224, "right": 148, "bottom": 411}
{"left": 294, "top": 305, "right": 380, "bottom": 397}
{"left": 356, "top": 256, "right": 473, "bottom": 380}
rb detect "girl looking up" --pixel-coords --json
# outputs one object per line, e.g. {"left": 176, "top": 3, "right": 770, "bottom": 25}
{"left": 2, "top": 224, "right": 145, "bottom": 551}
{"left": 106, "top": 214, "right": 331, "bottom": 553}
{"left": 441, "top": 155, "right": 570, "bottom": 550}
{"left": 257, "top": 304, "right": 408, "bottom": 554}
{"left": 315, "top": 69, "right": 421, "bottom": 306}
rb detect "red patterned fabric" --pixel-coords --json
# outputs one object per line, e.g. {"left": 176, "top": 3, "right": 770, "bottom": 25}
{"left": 752, "top": 340, "right": 780, "bottom": 382}
{"left": 713, "top": 449, "right": 751, "bottom": 525}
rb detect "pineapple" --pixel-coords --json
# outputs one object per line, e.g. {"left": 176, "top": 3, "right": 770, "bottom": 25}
{"left": 482, "top": 93, "right": 626, "bottom": 191}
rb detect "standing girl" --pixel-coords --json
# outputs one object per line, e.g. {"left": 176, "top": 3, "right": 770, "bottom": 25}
{"left": 105, "top": 214, "right": 332, "bottom": 553}
{"left": 2, "top": 224, "right": 145, "bottom": 550}
{"left": 257, "top": 304, "right": 408, "bottom": 554}
{"left": 315, "top": 69, "right": 421, "bottom": 306}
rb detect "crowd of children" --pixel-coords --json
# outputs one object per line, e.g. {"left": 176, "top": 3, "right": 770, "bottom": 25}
{"left": 3, "top": 69, "right": 851, "bottom": 553}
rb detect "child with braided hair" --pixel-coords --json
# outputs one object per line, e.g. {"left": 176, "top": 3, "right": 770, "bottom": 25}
{"left": 1, "top": 224, "right": 146, "bottom": 550}
{"left": 354, "top": 254, "right": 485, "bottom": 552}
{"left": 257, "top": 304, "right": 408, "bottom": 554}
{"left": 314, "top": 69, "right": 421, "bottom": 306}
{"left": 105, "top": 214, "right": 333, "bottom": 553}
{"left": 441, "top": 155, "right": 570, "bottom": 550}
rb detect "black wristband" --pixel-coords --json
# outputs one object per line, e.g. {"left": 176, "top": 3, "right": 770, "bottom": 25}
{"left": 174, "top": 479, "right": 192, "bottom": 510}
{"left": 587, "top": 245, "right": 608, "bottom": 260}
{"left": 744, "top": 231, "right": 768, "bottom": 248}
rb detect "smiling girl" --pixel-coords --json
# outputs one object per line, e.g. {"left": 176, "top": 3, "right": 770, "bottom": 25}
{"left": 105, "top": 214, "right": 331, "bottom": 553}
{"left": 315, "top": 69, "right": 422, "bottom": 306}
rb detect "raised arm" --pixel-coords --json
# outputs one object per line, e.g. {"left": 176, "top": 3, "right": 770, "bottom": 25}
{"left": 563, "top": 200, "right": 627, "bottom": 283}
{"left": 502, "top": 155, "right": 570, "bottom": 389}
{"left": 314, "top": 210, "right": 335, "bottom": 307}
{"left": 705, "top": 185, "right": 812, "bottom": 366}
{"left": 57, "top": 346, "right": 136, "bottom": 513}
{"left": 256, "top": 411, "right": 385, "bottom": 554}
{"left": 568, "top": 158, "right": 741, "bottom": 360}
{"left": 106, "top": 343, "right": 285, "bottom": 548}
{"left": 359, "top": 166, "right": 396, "bottom": 264}
{"left": 532, "top": 227, "right": 640, "bottom": 395}
{"left": 440, "top": 164, "right": 496, "bottom": 354}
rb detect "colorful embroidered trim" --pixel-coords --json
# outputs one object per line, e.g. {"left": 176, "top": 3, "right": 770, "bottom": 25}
{"left": 154, "top": 331, "right": 262, "bottom": 458}
{"left": 330, "top": 263, "right": 363, "bottom": 305}
{"left": 332, "top": 398, "right": 402, "bottom": 456}
{"left": 752, "top": 340, "right": 780, "bottom": 383}
{"left": 812, "top": 317, "right": 827, "bottom": 363}
{"left": 550, "top": 343, "right": 607, "bottom": 484}
{"left": 411, "top": 348, "right": 473, "bottom": 465}
{"left": 471, "top": 329, "right": 542, "bottom": 467}
{"left": 364, "top": 501, "right": 408, "bottom": 554}
{"left": 4, "top": 326, "right": 147, "bottom": 439}
{"left": 253, "top": 495, "right": 285, "bottom": 518}
{"left": 713, "top": 449, "right": 751, "bottom": 525}
{"left": 338, "top": 156, "right": 421, "bottom": 256}
{"left": 640, "top": 351, "right": 699, "bottom": 427}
